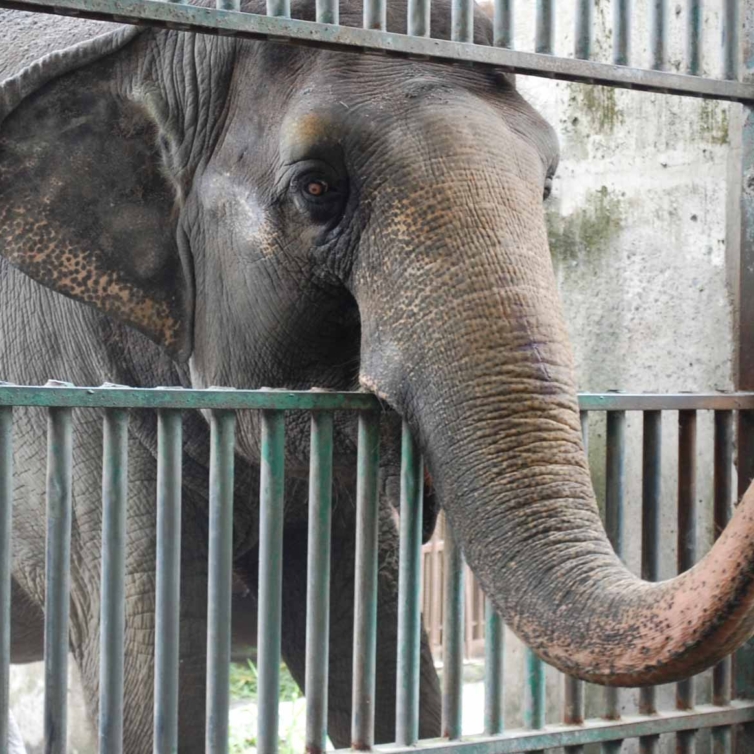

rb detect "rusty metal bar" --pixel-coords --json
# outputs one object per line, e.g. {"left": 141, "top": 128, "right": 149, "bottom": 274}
{"left": 639, "top": 410, "right": 661, "bottom": 754}
{"left": 352, "top": 412, "right": 381, "bottom": 750}
{"left": 601, "top": 410, "right": 625, "bottom": 754}
{"left": 363, "top": 0, "right": 384, "bottom": 31}
{"left": 676, "top": 410, "right": 697, "bottom": 754}
{"left": 712, "top": 410, "right": 733, "bottom": 754}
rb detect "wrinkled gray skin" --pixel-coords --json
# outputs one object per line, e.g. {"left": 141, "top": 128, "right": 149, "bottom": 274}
{"left": 6, "top": 1, "right": 754, "bottom": 751}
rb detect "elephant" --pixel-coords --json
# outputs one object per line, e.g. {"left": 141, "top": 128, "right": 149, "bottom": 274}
{"left": 3, "top": 0, "right": 754, "bottom": 750}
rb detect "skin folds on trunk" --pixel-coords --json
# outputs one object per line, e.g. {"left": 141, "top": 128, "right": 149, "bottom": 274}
{"left": 354, "top": 135, "right": 754, "bottom": 687}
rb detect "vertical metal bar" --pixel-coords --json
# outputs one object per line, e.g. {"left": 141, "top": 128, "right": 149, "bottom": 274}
{"left": 0, "top": 407, "right": 12, "bottom": 753}
{"left": 153, "top": 409, "right": 182, "bottom": 754}
{"left": 574, "top": 0, "right": 592, "bottom": 59}
{"left": 524, "top": 647, "right": 545, "bottom": 754}
{"left": 442, "top": 524, "right": 464, "bottom": 740}
{"left": 493, "top": 0, "right": 513, "bottom": 48}
{"left": 687, "top": 0, "right": 702, "bottom": 75}
{"left": 564, "top": 410, "right": 589, "bottom": 754}
{"left": 451, "top": 0, "right": 472, "bottom": 43}
{"left": 351, "top": 412, "right": 380, "bottom": 751}
{"left": 650, "top": 0, "right": 666, "bottom": 70}
{"left": 216, "top": 0, "right": 239, "bottom": 12}
{"left": 613, "top": 0, "right": 631, "bottom": 66}
{"left": 44, "top": 404, "right": 73, "bottom": 754}
{"left": 316, "top": 0, "right": 337, "bottom": 24}
{"left": 206, "top": 409, "right": 236, "bottom": 754}
{"left": 484, "top": 599, "right": 504, "bottom": 736}
{"left": 99, "top": 408, "right": 129, "bottom": 754}
{"left": 267, "top": 0, "right": 289, "bottom": 20}
{"left": 408, "top": 0, "right": 430, "bottom": 38}
{"left": 363, "top": 0, "right": 385, "bottom": 31}
{"left": 257, "top": 410, "right": 286, "bottom": 754}
{"left": 306, "top": 412, "right": 334, "bottom": 754}
{"left": 396, "top": 422, "right": 423, "bottom": 746}
{"left": 712, "top": 411, "right": 733, "bottom": 754}
{"left": 638, "top": 410, "right": 661, "bottom": 754}
{"left": 535, "top": 0, "right": 553, "bottom": 54}
{"left": 601, "top": 410, "right": 625, "bottom": 754}
{"left": 723, "top": 0, "right": 740, "bottom": 80}
{"left": 676, "top": 410, "right": 697, "bottom": 754}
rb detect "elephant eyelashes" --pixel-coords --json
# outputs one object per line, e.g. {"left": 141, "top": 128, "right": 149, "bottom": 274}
{"left": 543, "top": 176, "right": 553, "bottom": 201}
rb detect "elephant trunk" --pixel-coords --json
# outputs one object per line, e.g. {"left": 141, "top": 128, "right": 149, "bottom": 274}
{"left": 353, "top": 150, "right": 754, "bottom": 686}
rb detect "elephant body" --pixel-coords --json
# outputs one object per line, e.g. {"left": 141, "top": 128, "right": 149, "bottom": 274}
{"left": 3, "top": 2, "right": 754, "bottom": 752}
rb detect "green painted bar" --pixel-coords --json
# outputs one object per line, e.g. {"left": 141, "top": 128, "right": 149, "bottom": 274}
{"left": 687, "top": 0, "right": 702, "bottom": 75}
{"left": 712, "top": 411, "right": 733, "bottom": 754}
{"left": 614, "top": 0, "right": 630, "bottom": 66}
{"left": 206, "top": 410, "right": 237, "bottom": 754}
{"left": 442, "top": 524, "right": 464, "bottom": 741}
{"left": 524, "top": 647, "right": 545, "bottom": 754}
{"left": 0, "top": 407, "right": 11, "bottom": 752}
{"left": 0, "top": 386, "right": 752, "bottom": 412}
{"left": 493, "top": 0, "right": 512, "bottom": 48}
{"left": 216, "top": 0, "right": 239, "bottom": 12}
{"left": 99, "top": 408, "right": 129, "bottom": 754}
{"left": 451, "top": 0, "right": 472, "bottom": 44}
{"left": 352, "top": 411, "right": 381, "bottom": 751}
{"left": 574, "top": 0, "right": 591, "bottom": 59}
{"left": 407, "top": 0, "right": 430, "bottom": 37}
{"left": 355, "top": 703, "right": 754, "bottom": 754}
{"left": 257, "top": 410, "right": 286, "bottom": 754}
{"left": 44, "top": 404, "right": 73, "bottom": 754}
{"left": 316, "top": 0, "right": 337, "bottom": 25}
{"left": 396, "top": 421, "right": 423, "bottom": 746}
{"left": 602, "top": 410, "right": 625, "bottom": 754}
{"left": 305, "top": 412, "right": 334, "bottom": 754}
{"left": 153, "top": 409, "right": 183, "bottom": 754}
{"left": 484, "top": 599, "right": 504, "bottom": 736}
{"left": 535, "top": 0, "right": 553, "bottom": 54}
{"left": 723, "top": 0, "right": 740, "bottom": 81}
{"left": 650, "top": 0, "right": 666, "bottom": 70}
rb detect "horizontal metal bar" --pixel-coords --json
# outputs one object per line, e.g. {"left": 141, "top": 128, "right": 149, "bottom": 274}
{"left": 577, "top": 393, "right": 754, "bottom": 411}
{"left": 0, "top": 387, "right": 753, "bottom": 411}
{"left": 2, "top": 0, "right": 753, "bottom": 103}
{"left": 0, "top": 386, "right": 381, "bottom": 410}
{"left": 363, "top": 703, "right": 754, "bottom": 754}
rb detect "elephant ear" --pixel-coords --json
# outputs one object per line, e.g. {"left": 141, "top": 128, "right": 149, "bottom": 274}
{"left": 0, "top": 26, "right": 193, "bottom": 361}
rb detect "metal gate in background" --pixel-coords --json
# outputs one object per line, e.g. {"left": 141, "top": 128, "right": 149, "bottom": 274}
{"left": 1, "top": 0, "right": 754, "bottom": 752}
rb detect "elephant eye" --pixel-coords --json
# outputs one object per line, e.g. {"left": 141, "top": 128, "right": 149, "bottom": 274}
{"left": 306, "top": 180, "right": 329, "bottom": 197}
{"left": 543, "top": 176, "right": 553, "bottom": 201}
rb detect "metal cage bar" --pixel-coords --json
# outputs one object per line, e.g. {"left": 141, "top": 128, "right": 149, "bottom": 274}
{"left": 396, "top": 421, "right": 424, "bottom": 746}
{"left": 206, "top": 409, "right": 237, "bottom": 754}
{"left": 99, "top": 408, "right": 129, "bottom": 754}
{"left": 305, "top": 411, "right": 334, "bottom": 754}
{"left": 601, "top": 409, "right": 625, "bottom": 754}
{"left": 0, "top": 407, "right": 11, "bottom": 753}
{"left": 257, "top": 410, "right": 286, "bottom": 754}
{"left": 484, "top": 599, "right": 504, "bottom": 736}
{"left": 650, "top": 0, "right": 666, "bottom": 71}
{"left": 524, "top": 647, "right": 545, "bottom": 752}
{"left": 639, "top": 410, "right": 661, "bottom": 754}
{"left": 613, "top": 0, "right": 631, "bottom": 66}
{"left": 687, "top": 0, "right": 702, "bottom": 75}
{"left": 535, "top": 0, "right": 553, "bottom": 55}
{"left": 352, "top": 411, "right": 381, "bottom": 751}
{"left": 153, "top": 408, "right": 183, "bottom": 754}
{"left": 442, "top": 524, "right": 464, "bottom": 741}
{"left": 44, "top": 403, "right": 73, "bottom": 754}
{"left": 574, "top": 0, "right": 591, "bottom": 61}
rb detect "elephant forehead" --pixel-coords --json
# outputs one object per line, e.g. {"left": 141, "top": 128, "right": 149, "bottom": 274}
{"left": 280, "top": 110, "right": 343, "bottom": 159}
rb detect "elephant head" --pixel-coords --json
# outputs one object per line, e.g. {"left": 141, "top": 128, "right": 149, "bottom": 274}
{"left": 2, "top": 0, "right": 754, "bottom": 688}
